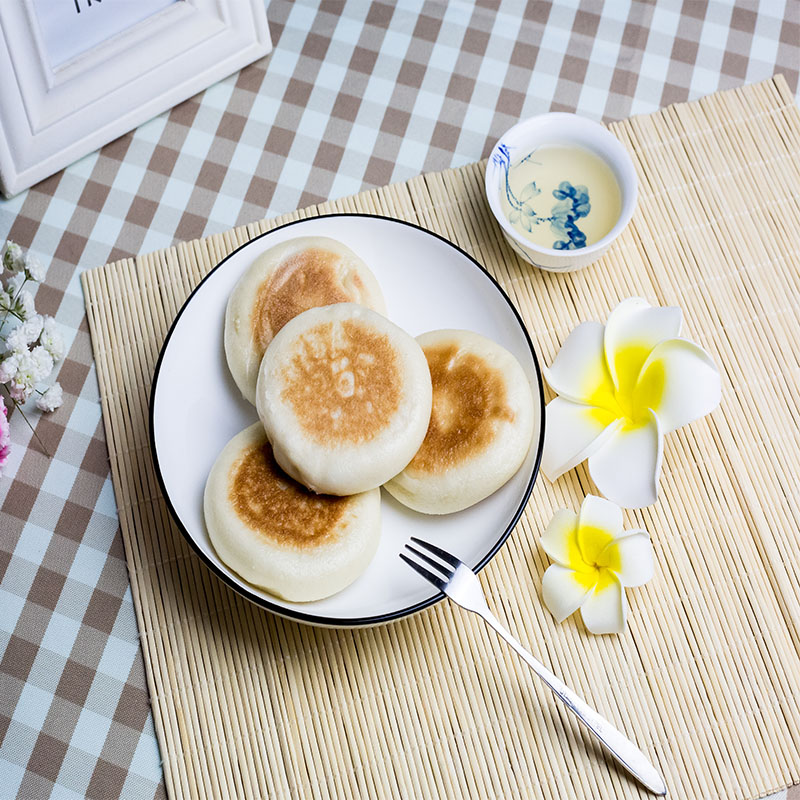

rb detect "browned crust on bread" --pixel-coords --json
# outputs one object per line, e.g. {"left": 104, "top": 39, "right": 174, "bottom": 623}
{"left": 409, "top": 342, "right": 515, "bottom": 473}
{"left": 279, "top": 319, "right": 400, "bottom": 445}
{"left": 251, "top": 247, "right": 361, "bottom": 354}
{"left": 228, "top": 437, "right": 350, "bottom": 547}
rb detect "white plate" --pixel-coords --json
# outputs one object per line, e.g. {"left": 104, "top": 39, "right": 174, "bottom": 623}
{"left": 150, "top": 214, "right": 545, "bottom": 627}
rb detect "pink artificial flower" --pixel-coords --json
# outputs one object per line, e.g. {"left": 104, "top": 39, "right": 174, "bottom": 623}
{"left": 0, "top": 395, "right": 10, "bottom": 476}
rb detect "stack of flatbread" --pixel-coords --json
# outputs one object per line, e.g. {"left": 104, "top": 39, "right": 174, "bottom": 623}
{"left": 204, "top": 236, "right": 534, "bottom": 601}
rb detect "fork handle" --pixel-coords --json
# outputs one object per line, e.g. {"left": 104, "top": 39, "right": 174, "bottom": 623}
{"left": 478, "top": 608, "right": 667, "bottom": 796}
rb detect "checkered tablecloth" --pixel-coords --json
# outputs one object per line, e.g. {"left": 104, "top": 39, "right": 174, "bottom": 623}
{"left": 1, "top": 1, "right": 799, "bottom": 798}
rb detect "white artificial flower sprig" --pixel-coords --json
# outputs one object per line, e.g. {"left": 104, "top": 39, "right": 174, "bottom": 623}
{"left": 0, "top": 240, "right": 65, "bottom": 473}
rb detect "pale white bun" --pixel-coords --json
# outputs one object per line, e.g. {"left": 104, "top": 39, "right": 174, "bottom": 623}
{"left": 256, "top": 303, "right": 432, "bottom": 495}
{"left": 203, "top": 423, "right": 381, "bottom": 602}
{"left": 225, "top": 237, "right": 385, "bottom": 405}
{"left": 384, "top": 330, "right": 534, "bottom": 514}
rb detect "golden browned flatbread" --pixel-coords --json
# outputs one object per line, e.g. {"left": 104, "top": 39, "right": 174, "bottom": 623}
{"left": 384, "top": 330, "right": 534, "bottom": 514}
{"left": 224, "top": 237, "right": 385, "bottom": 404}
{"left": 204, "top": 423, "right": 381, "bottom": 601}
{"left": 256, "top": 303, "right": 432, "bottom": 495}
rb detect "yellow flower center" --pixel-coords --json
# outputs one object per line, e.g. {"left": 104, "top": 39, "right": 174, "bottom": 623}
{"left": 587, "top": 341, "right": 666, "bottom": 426}
{"left": 571, "top": 524, "right": 621, "bottom": 591}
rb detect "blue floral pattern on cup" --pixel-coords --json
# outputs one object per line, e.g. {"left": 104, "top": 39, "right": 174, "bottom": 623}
{"left": 492, "top": 144, "right": 591, "bottom": 250}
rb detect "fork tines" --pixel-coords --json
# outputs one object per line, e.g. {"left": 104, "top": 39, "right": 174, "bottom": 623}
{"left": 409, "top": 537, "right": 460, "bottom": 567}
{"left": 399, "top": 552, "right": 446, "bottom": 591}
{"left": 401, "top": 538, "right": 459, "bottom": 592}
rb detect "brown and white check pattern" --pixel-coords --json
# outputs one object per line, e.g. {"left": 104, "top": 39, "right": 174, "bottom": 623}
{"left": 1, "top": 1, "right": 799, "bottom": 797}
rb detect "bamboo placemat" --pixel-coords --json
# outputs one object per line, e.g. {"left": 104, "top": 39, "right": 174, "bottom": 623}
{"left": 82, "top": 75, "right": 800, "bottom": 800}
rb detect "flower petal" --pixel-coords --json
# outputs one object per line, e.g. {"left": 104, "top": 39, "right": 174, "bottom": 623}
{"left": 604, "top": 298, "right": 682, "bottom": 397}
{"left": 541, "top": 564, "right": 595, "bottom": 623}
{"left": 580, "top": 571, "right": 627, "bottom": 634}
{"left": 588, "top": 410, "right": 663, "bottom": 508}
{"left": 578, "top": 494, "right": 624, "bottom": 538}
{"left": 540, "top": 509, "right": 580, "bottom": 568}
{"left": 577, "top": 495, "right": 624, "bottom": 563}
{"left": 601, "top": 531, "right": 654, "bottom": 587}
{"left": 542, "top": 397, "right": 621, "bottom": 481}
{"left": 543, "top": 321, "right": 618, "bottom": 410}
{"left": 635, "top": 338, "right": 721, "bottom": 434}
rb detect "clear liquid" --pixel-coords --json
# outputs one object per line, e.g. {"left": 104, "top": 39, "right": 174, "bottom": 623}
{"left": 498, "top": 145, "right": 622, "bottom": 250}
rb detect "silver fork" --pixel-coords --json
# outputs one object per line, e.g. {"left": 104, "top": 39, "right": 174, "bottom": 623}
{"left": 401, "top": 537, "right": 667, "bottom": 796}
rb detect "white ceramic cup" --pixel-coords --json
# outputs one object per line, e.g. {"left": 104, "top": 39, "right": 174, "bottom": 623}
{"left": 485, "top": 112, "right": 638, "bottom": 273}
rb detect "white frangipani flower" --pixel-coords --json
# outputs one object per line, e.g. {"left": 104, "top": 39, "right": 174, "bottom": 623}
{"left": 541, "top": 495, "right": 654, "bottom": 634}
{"left": 542, "top": 297, "right": 721, "bottom": 508}
{"left": 36, "top": 382, "right": 63, "bottom": 412}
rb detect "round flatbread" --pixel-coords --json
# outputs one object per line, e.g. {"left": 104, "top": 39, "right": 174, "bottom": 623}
{"left": 203, "top": 423, "right": 381, "bottom": 602}
{"left": 256, "top": 303, "right": 432, "bottom": 495}
{"left": 225, "top": 236, "right": 385, "bottom": 404}
{"left": 384, "top": 329, "right": 534, "bottom": 514}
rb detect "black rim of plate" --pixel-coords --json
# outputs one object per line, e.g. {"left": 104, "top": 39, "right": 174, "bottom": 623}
{"left": 149, "top": 213, "right": 547, "bottom": 627}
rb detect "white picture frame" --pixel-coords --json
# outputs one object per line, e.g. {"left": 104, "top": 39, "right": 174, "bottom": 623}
{"left": 0, "top": 0, "right": 272, "bottom": 197}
